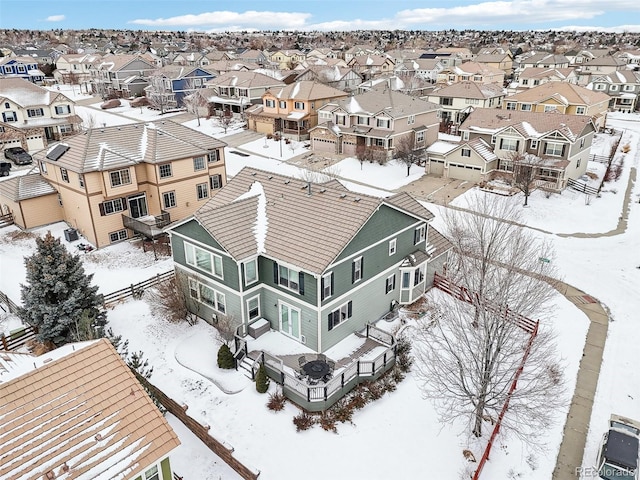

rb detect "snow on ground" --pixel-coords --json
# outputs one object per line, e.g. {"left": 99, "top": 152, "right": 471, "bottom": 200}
{"left": 238, "top": 136, "right": 309, "bottom": 160}
{"left": 326, "top": 156, "right": 425, "bottom": 191}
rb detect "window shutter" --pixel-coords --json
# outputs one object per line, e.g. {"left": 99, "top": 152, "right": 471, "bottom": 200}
{"left": 414, "top": 229, "right": 419, "bottom": 244}
{"left": 561, "top": 144, "right": 566, "bottom": 156}
{"left": 392, "top": 275, "right": 396, "bottom": 290}
{"left": 360, "top": 257, "right": 364, "bottom": 278}
{"left": 499, "top": 138, "right": 504, "bottom": 149}
{"left": 320, "top": 277, "right": 325, "bottom": 300}
{"left": 347, "top": 301, "right": 353, "bottom": 318}
{"left": 330, "top": 274, "right": 334, "bottom": 296}
{"left": 121, "top": 197, "right": 128, "bottom": 210}
{"left": 298, "top": 272, "right": 305, "bottom": 295}
{"left": 515, "top": 140, "right": 520, "bottom": 151}
{"left": 273, "top": 262, "right": 279, "bottom": 284}
{"left": 99, "top": 203, "right": 105, "bottom": 216}
{"left": 351, "top": 261, "right": 356, "bottom": 283}
{"left": 328, "top": 313, "right": 334, "bottom": 331}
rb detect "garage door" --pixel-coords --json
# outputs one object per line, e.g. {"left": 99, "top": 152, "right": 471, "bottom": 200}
{"left": 256, "top": 121, "right": 274, "bottom": 135}
{"left": 447, "top": 164, "right": 483, "bottom": 182}
{"left": 429, "top": 159, "right": 444, "bottom": 176}
{"left": 312, "top": 138, "right": 336, "bottom": 153}
{"left": 342, "top": 141, "right": 356, "bottom": 156}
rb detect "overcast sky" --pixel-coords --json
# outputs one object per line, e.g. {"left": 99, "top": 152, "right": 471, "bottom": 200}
{"left": 2, "top": 0, "right": 640, "bottom": 32}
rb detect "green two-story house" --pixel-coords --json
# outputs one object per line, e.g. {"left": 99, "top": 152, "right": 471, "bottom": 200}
{"left": 167, "top": 167, "right": 450, "bottom": 353}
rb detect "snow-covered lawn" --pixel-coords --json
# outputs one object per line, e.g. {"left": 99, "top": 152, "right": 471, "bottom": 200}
{"left": 327, "top": 156, "right": 426, "bottom": 190}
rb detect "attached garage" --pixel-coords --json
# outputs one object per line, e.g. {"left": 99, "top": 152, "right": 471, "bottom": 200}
{"left": 312, "top": 137, "right": 337, "bottom": 153}
{"left": 446, "top": 162, "right": 483, "bottom": 182}
{"left": 428, "top": 159, "right": 445, "bottom": 176}
{"left": 255, "top": 120, "right": 274, "bottom": 135}
{"left": 342, "top": 140, "right": 357, "bottom": 156}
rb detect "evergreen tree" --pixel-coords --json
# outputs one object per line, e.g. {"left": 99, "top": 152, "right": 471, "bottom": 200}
{"left": 18, "top": 231, "right": 105, "bottom": 346}
{"left": 217, "top": 344, "right": 235, "bottom": 369}
{"left": 255, "top": 364, "right": 270, "bottom": 394}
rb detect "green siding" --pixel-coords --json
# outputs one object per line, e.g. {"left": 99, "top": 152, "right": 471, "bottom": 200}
{"left": 257, "top": 257, "right": 318, "bottom": 306}
{"left": 337, "top": 205, "right": 418, "bottom": 260}
{"left": 161, "top": 457, "right": 171, "bottom": 480}
{"left": 172, "top": 219, "right": 224, "bottom": 250}
{"left": 171, "top": 224, "right": 240, "bottom": 291}
{"left": 321, "top": 270, "right": 397, "bottom": 351}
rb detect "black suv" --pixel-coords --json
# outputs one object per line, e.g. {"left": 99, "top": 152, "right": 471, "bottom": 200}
{"left": 4, "top": 147, "right": 33, "bottom": 165}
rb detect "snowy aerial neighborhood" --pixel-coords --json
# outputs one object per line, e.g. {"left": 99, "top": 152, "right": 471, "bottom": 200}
{"left": 2, "top": 25, "right": 640, "bottom": 480}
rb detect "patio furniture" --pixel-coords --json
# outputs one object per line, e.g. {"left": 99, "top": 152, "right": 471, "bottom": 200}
{"left": 327, "top": 360, "right": 335, "bottom": 371}
{"left": 298, "top": 355, "right": 307, "bottom": 367}
{"left": 317, "top": 353, "right": 327, "bottom": 362}
{"left": 302, "top": 359, "right": 331, "bottom": 380}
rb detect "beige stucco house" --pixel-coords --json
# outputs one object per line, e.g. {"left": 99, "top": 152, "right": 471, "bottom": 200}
{"left": 246, "top": 81, "right": 349, "bottom": 140}
{"left": 0, "top": 121, "right": 227, "bottom": 248}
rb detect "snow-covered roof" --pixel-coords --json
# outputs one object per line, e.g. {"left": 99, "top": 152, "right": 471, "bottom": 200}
{"left": 0, "top": 339, "right": 180, "bottom": 480}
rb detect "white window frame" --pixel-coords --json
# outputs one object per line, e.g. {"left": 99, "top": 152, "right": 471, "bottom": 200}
{"left": 158, "top": 163, "right": 173, "bottom": 179}
{"left": 162, "top": 191, "right": 177, "bottom": 209}
{"left": 414, "top": 225, "right": 426, "bottom": 245}
{"left": 388, "top": 238, "right": 397, "bottom": 256}
{"left": 322, "top": 272, "right": 333, "bottom": 299}
{"left": 60, "top": 168, "right": 69, "bottom": 183}
{"left": 461, "top": 148, "right": 471, "bottom": 157}
{"left": 101, "top": 198, "right": 125, "bottom": 215}
{"left": 506, "top": 102, "right": 517, "bottom": 110}
{"left": 520, "top": 103, "right": 532, "bottom": 111}
{"left": 110, "top": 169, "right": 131, "bottom": 187}
{"left": 246, "top": 296, "right": 260, "bottom": 320}
{"left": 184, "top": 242, "right": 224, "bottom": 279}
{"left": 500, "top": 138, "right": 518, "bottom": 151}
{"left": 385, "top": 274, "right": 396, "bottom": 294}
{"left": 109, "top": 229, "right": 128, "bottom": 243}
{"left": 55, "top": 105, "right": 71, "bottom": 115}
{"left": 144, "top": 465, "right": 159, "bottom": 480}
{"left": 416, "top": 131, "right": 425, "bottom": 143}
{"left": 294, "top": 101, "right": 305, "bottom": 110}
{"left": 352, "top": 256, "right": 363, "bottom": 283}
{"left": 78, "top": 174, "right": 84, "bottom": 188}
{"left": 413, "top": 264, "right": 426, "bottom": 286}
{"left": 193, "top": 156, "right": 206, "bottom": 171}
{"left": 407, "top": 115, "right": 415, "bottom": 125}
{"left": 196, "top": 183, "right": 209, "bottom": 200}
{"left": 545, "top": 142, "right": 564, "bottom": 157}
{"left": 278, "top": 265, "right": 300, "bottom": 292}
{"left": 244, "top": 258, "right": 258, "bottom": 284}
{"left": 265, "top": 99, "right": 275, "bottom": 108}
{"left": 328, "top": 301, "right": 352, "bottom": 330}
{"left": 194, "top": 282, "right": 226, "bottom": 314}
{"left": 530, "top": 140, "right": 539, "bottom": 149}
{"left": 575, "top": 106, "right": 586, "bottom": 114}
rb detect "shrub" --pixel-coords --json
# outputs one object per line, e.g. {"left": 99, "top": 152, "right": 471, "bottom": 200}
{"left": 363, "top": 381, "right": 384, "bottom": 401}
{"left": 381, "top": 374, "right": 397, "bottom": 393}
{"left": 267, "top": 390, "right": 286, "bottom": 411}
{"left": 331, "top": 398, "right": 353, "bottom": 424}
{"left": 255, "top": 364, "right": 270, "bottom": 393}
{"left": 390, "top": 365, "right": 406, "bottom": 383}
{"left": 217, "top": 344, "right": 235, "bottom": 369}
{"left": 293, "top": 411, "right": 316, "bottom": 431}
{"left": 395, "top": 335, "right": 414, "bottom": 373}
{"left": 319, "top": 411, "right": 337, "bottom": 433}
{"left": 349, "top": 390, "right": 368, "bottom": 410}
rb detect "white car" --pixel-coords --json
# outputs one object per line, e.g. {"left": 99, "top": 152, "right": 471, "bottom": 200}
{"left": 597, "top": 414, "right": 640, "bottom": 479}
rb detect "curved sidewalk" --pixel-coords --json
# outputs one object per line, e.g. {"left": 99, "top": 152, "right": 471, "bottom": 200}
{"left": 551, "top": 283, "right": 609, "bottom": 480}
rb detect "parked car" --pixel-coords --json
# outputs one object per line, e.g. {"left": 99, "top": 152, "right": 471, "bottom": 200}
{"left": 130, "top": 96, "right": 149, "bottom": 107}
{"left": 0, "top": 161, "right": 11, "bottom": 176}
{"left": 100, "top": 99, "right": 121, "bottom": 109}
{"left": 4, "top": 147, "right": 33, "bottom": 165}
{"left": 596, "top": 414, "right": 640, "bottom": 479}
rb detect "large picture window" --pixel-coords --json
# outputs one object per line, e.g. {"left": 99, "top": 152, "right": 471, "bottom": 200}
{"left": 244, "top": 259, "right": 258, "bottom": 284}
{"left": 328, "top": 301, "right": 353, "bottom": 331}
{"left": 109, "top": 169, "right": 131, "bottom": 187}
{"left": 184, "top": 242, "right": 223, "bottom": 278}
{"left": 545, "top": 142, "right": 565, "bottom": 157}
{"left": 273, "top": 262, "right": 305, "bottom": 295}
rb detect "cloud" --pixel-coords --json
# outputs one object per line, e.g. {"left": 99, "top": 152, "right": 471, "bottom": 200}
{"left": 45, "top": 15, "right": 66, "bottom": 22}
{"left": 129, "top": 10, "right": 310, "bottom": 29}
{"left": 127, "top": 1, "right": 640, "bottom": 31}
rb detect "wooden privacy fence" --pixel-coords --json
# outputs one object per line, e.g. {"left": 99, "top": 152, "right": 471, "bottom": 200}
{"left": 432, "top": 273, "right": 540, "bottom": 479}
{"left": 135, "top": 373, "right": 260, "bottom": 480}
{"left": 0, "top": 325, "right": 37, "bottom": 351}
{"left": 0, "top": 212, "right": 14, "bottom": 228}
{"left": 102, "top": 270, "right": 174, "bottom": 307}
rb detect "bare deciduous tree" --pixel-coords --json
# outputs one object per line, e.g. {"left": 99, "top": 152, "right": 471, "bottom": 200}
{"left": 182, "top": 80, "right": 208, "bottom": 126}
{"left": 146, "top": 71, "right": 173, "bottom": 114}
{"left": 214, "top": 313, "right": 237, "bottom": 346}
{"left": 509, "top": 153, "right": 547, "bottom": 206}
{"left": 413, "top": 192, "right": 565, "bottom": 444}
{"left": 148, "top": 271, "right": 198, "bottom": 325}
{"left": 394, "top": 133, "right": 424, "bottom": 176}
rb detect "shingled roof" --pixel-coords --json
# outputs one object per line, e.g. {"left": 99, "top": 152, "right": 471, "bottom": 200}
{"left": 193, "top": 167, "right": 434, "bottom": 274}
{"left": 0, "top": 173, "right": 58, "bottom": 201}
{"left": 0, "top": 339, "right": 180, "bottom": 480}
{"left": 32, "top": 120, "right": 227, "bottom": 174}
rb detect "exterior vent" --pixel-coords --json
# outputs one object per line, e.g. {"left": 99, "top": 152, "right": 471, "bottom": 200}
{"left": 340, "top": 193, "right": 347, "bottom": 199}
{"left": 300, "top": 335, "right": 306, "bottom": 344}
{"left": 354, "top": 197, "right": 361, "bottom": 202}
{"left": 284, "top": 180, "right": 290, "bottom": 184}
{"left": 319, "top": 188, "right": 326, "bottom": 193}
{"left": 212, "top": 313, "right": 217, "bottom": 324}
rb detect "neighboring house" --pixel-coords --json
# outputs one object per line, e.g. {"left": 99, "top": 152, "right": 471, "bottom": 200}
{"left": 0, "top": 56, "right": 46, "bottom": 83}
{"left": 54, "top": 53, "right": 102, "bottom": 93}
{"left": 246, "top": 80, "right": 349, "bottom": 140}
{"left": 395, "top": 58, "right": 444, "bottom": 83}
{"left": 0, "top": 121, "right": 45, "bottom": 153}
{"left": 144, "top": 65, "right": 215, "bottom": 109}
{"left": 590, "top": 71, "right": 640, "bottom": 113}
{"left": 169, "top": 51, "right": 208, "bottom": 67}
{"left": 473, "top": 52, "right": 514, "bottom": 77}
{"left": 0, "top": 339, "right": 181, "bottom": 480}
{"left": 571, "top": 48, "right": 614, "bottom": 66}
{"left": 0, "top": 78, "right": 82, "bottom": 147}
{"left": 9, "top": 48, "right": 56, "bottom": 64}
{"left": 436, "top": 62, "right": 506, "bottom": 85}
{"left": 614, "top": 49, "right": 640, "bottom": 67}
{"left": 311, "top": 89, "right": 440, "bottom": 160}
{"left": 426, "top": 81, "right": 505, "bottom": 127}
{"left": 502, "top": 82, "right": 610, "bottom": 129}
{"left": 519, "top": 53, "right": 570, "bottom": 69}
{"left": 90, "top": 53, "right": 157, "bottom": 98}
{"left": 204, "top": 70, "right": 286, "bottom": 118}
{"left": 1, "top": 121, "right": 227, "bottom": 248}
{"left": 167, "top": 166, "right": 451, "bottom": 352}
{"left": 343, "top": 45, "right": 383, "bottom": 62}
{"left": 207, "top": 59, "right": 259, "bottom": 75}
{"left": 294, "top": 66, "right": 362, "bottom": 92}
{"left": 435, "top": 47, "right": 474, "bottom": 61}
{"left": 236, "top": 49, "right": 269, "bottom": 65}
{"left": 385, "top": 48, "right": 429, "bottom": 63}
{"left": 347, "top": 55, "right": 395, "bottom": 80}
{"left": 577, "top": 55, "right": 627, "bottom": 77}
{"left": 269, "top": 49, "right": 306, "bottom": 69}
{"left": 306, "top": 48, "right": 340, "bottom": 60}
{"left": 444, "top": 108, "right": 597, "bottom": 190}
{"left": 426, "top": 136, "right": 499, "bottom": 183}
{"left": 355, "top": 74, "right": 434, "bottom": 97}
{"left": 512, "top": 67, "right": 578, "bottom": 91}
